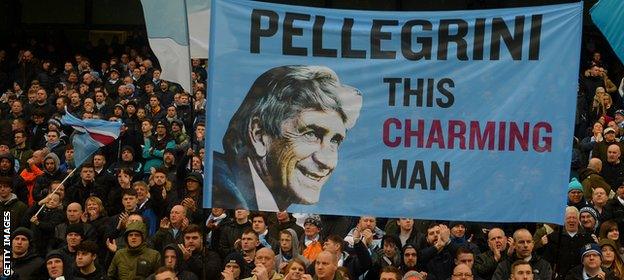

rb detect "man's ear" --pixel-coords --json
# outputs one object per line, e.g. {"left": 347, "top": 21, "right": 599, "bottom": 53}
{"left": 248, "top": 117, "right": 268, "bottom": 157}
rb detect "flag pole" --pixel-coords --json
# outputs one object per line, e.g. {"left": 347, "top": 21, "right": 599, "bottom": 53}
{"left": 182, "top": 0, "right": 196, "bottom": 132}
{"left": 33, "top": 164, "right": 79, "bottom": 217}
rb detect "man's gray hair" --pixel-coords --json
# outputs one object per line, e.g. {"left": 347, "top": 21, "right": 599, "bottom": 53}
{"left": 223, "top": 65, "right": 362, "bottom": 158}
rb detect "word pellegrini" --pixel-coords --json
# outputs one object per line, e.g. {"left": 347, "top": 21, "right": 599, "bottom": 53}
{"left": 250, "top": 9, "right": 542, "bottom": 61}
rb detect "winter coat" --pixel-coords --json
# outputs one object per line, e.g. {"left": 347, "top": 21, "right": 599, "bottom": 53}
{"left": 107, "top": 222, "right": 161, "bottom": 280}
{"left": 275, "top": 228, "right": 309, "bottom": 270}
{"left": 564, "top": 265, "right": 616, "bottom": 280}
{"left": 578, "top": 167, "right": 611, "bottom": 199}
{"left": 492, "top": 253, "right": 552, "bottom": 280}
{"left": 12, "top": 249, "right": 45, "bottom": 279}
{"left": 0, "top": 193, "right": 27, "bottom": 229}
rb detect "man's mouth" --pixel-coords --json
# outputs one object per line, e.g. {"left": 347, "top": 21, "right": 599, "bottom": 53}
{"left": 298, "top": 166, "right": 329, "bottom": 182}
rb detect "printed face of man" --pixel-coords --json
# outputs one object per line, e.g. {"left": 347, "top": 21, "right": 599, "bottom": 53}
{"left": 259, "top": 109, "right": 346, "bottom": 204}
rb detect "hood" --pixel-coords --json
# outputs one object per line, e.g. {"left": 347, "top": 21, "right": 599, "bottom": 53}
{"left": 0, "top": 153, "right": 16, "bottom": 175}
{"left": 43, "top": 152, "right": 60, "bottom": 174}
{"left": 0, "top": 193, "right": 18, "bottom": 204}
{"left": 124, "top": 221, "right": 147, "bottom": 244}
{"left": 281, "top": 228, "right": 302, "bottom": 258}
{"left": 163, "top": 244, "right": 184, "bottom": 272}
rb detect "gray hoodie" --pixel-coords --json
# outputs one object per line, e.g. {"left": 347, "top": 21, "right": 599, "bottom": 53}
{"left": 275, "top": 228, "right": 309, "bottom": 271}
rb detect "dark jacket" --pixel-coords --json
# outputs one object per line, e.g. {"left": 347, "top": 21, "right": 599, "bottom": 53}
{"left": 492, "top": 253, "right": 552, "bottom": 280}
{"left": 542, "top": 229, "right": 594, "bottom": 278}
{"left": 218, "top": 218, "right": 252, "bottom": 258}
{"left": 474, "top": 248, "right": 509, "bottom": 280}
{"left": 307, "top": 240, "right": 372, "bottom": 280}
{"left": 0, "top": 193, "right": 27, "bottom": 229}
{"left": 564, "top": 265, "right": 616, "bottom": 280}
{"left": 12, "top": 249, "right": 45, "bottom": 279}
{"left": 578, "top": 168, "right": 611, "bottom": 200}
{"left": 145, "top": 244, "right": 198, "bottom": 280}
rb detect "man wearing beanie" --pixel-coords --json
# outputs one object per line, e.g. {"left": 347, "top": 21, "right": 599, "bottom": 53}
{"left": 579, "top": 207, "right": 600, "bottom": 234}
{"left": 568, "top": 178, "right": 590, "bottom": 210}
{"left": 45, "top": 250, "right": 76, "bottom": 280}
{"left": 11, "top": 227, "right": 46, "bottom": 279}
{"left": 58, "top": 223, "right": 85, "bottom": 270}
{"left": 222, "top": 252, "right": 246, "bottom": 280}
{"left": 0, "top": 175, "right": 27, "bottom": 228}
{"left": 564, "top": 243, "right": 616, "bottom": 280}
{"left": 301, "top": 215, "right": 323, "bottom": 262}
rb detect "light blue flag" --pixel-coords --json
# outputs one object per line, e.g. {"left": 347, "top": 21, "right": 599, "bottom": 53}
{"left": 140, "top": 0, "right": 192, "bottom": 91}
{"left": 61, "top": 112, "right": 122, "bottom": 167}
{"left": 187, "top": 0, "right": 211, "bottom": 59}
{"left": 591, "top": 0, "right": 624, "bottom": 63}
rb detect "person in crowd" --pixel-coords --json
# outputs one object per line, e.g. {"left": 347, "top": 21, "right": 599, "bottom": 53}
{"left": 219, "top": 208, "right": 252, "bottom": 258}
{"left": 568, "top": 178, "right": 591, "bottom": 210}
{"left": 275, "top": 228, "right": 308, "bottom": 272}
{"left": 0, "top": 175, "right": 27, "bottom": 228}
{"left": 474, "top": 227, "right": 510, "bottom": 279}
{"left": 221, "top": 252, "right": 246, "bottom": 280}
{"left": 11, "top": 227, "right": 46, "bottom": 279}
{"left": 599, "top": 239, "right": 624, "bottom": 278}
{"left": 509, "top": 260, "right": 534, "bottom": 280}
{"left": 108, "top": 221, "right": 161, "bottom": 279}
{"left": 492, "top": 228, "right": 551, "bottom": 280}
{"left": 301, "top": 215, "right": 324, "bottom": 262}
{"left": 74, "top": 240, "right": 107, "bottom": 280}
{"left": 565, "top": 243, "right": 616, "bottom": 280}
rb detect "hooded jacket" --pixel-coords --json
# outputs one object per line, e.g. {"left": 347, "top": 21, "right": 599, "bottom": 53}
{"left": 107, "top": 222, "right": 161, "bottom": 280}
{"left": 145, "top": 244, "right": 198, "bottom": 280}
{"left": 275, "top": 228, "right": 309, "bottom": 270}
{"left": 578, "top": 167, "right": 611, "bottom": 199}
{"left": 0, "top": 193, "right": 27, "bottom": 228}
{"left": 0, "top": 153, "right": 28, "bottom": 203}
{"left": 34, "top": 152, "right": 66, "bottom": 202}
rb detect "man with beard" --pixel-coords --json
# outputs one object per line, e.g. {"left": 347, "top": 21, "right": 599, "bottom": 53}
{"left": 180, "top": 224, "right": 222, "bottom": 280}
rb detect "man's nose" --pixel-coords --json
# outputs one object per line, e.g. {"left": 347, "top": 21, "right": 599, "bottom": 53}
{"left": 313, "top": 144, "right": 338, "bottom": 170}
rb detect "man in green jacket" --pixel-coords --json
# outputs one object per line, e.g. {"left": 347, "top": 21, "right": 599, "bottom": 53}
{"left": 108, "top": 221, "right": 161, "bottom": 280}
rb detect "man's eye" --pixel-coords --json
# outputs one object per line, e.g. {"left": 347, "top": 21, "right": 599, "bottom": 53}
{"left": 303, "top": 131, "right": 318, "bottom": 140}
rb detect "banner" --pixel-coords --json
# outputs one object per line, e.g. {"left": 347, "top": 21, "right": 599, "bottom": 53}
{"left": 205, "top": 0, "right": 582, "bottom": 223}
{"left": 591, "top": 0, "right": 624, "bottom": 64}
{"left": 188, "top": 0, "right": 211, "bottom": 59}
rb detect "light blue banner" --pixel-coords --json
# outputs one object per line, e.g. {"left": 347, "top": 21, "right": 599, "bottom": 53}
{"left": 205, "top": 0, "right": 582, "bottom": 223}
{"left": 591, "top": 0, "right": 624, "bottom": 64}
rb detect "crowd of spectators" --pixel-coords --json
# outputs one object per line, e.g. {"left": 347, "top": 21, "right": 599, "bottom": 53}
{"left": 1, "top": 24, "right": 624, "bottom": 280}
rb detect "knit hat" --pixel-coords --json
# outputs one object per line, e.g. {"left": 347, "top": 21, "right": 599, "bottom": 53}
{"left": 185, "top": 172, "right": 203, "bottom": 183}
{"left": 223, "top": 252, "right": 245, "bottom": 269}
{"left": 580, "top": 243, "right": 602, "bottom": 260}
{"left": 66, "top": 223, "right": 84, "bottom": 237}
{"left": 616, "top": 109, "right": 624, "bottom": 117}
{"left": 568, "top": 178, "right": 583, "bottom": 193}
{"left": 599, "top": 239, "right": 618, "bottom": 251}
{"left": 449, "top": 221, "right": 466, "bottom": 229}
{"left": 45, "top": 250, "right": 64, "bottom": 262}
{"left": 604, "top": 127, "right": 616, "bottom": 134}
{"left": 11, "top": 227, "right": 33, "bottom": 241}
{"left": 579, "top": 207, "right": 599, "bottom": 222}
{"left": 48, "top": 117, "right": 62, "bottom": 128}
{"left": 304, "top": 215, "right": 322, "bottom": 228}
